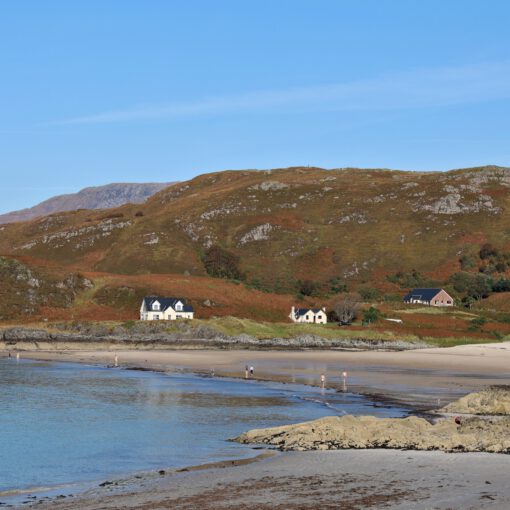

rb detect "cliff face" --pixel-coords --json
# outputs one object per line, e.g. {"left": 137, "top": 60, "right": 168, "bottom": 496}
{"left": 0, "top": 182, "right": 173, "bottom": 224}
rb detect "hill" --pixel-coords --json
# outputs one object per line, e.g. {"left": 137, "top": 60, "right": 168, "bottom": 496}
{"left": 0, "top": 165, "right": 509, "bottom": 336}
{"left": 0, "top": 182, "right": 173, "bottom": 224}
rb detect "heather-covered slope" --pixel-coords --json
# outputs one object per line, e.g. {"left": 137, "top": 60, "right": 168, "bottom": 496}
{"left": 1, "top": 165, "right": 509, "bottom": 294}
{"left": 0, "top": 182, "right": 172, "bottom": 224}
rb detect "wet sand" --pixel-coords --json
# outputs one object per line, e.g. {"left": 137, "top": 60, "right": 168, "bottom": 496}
{"left": 6, "top": 343, "right": 510, "bottom": 509}
{"left": 13, "top": 341, "right": 510, "bottom": 408}
{"left": 25, "top": 449, "right": 510, "bottom": 509}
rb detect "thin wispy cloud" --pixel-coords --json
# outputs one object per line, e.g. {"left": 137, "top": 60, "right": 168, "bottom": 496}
{"left": 49, "top": 61, "right": 510, "bottom": 126}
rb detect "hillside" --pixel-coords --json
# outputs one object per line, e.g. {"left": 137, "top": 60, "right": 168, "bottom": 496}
{"left": 0, "top": 165, "right": 509, "bottom": 333}
{"left": 0, "top": 182, "right": 173, "bottom": 224}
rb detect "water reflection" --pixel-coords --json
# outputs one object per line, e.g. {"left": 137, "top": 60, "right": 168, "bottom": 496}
{"left": 0, "top": 359, "right": 406, "bottom": 494}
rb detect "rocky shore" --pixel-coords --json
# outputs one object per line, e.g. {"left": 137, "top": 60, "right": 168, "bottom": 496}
{"left": 440, "top": 386, "right": 510, "bottom": 415}
{"left": 0, "top": 325, "right": 426, "bottom": 351}
{"left": 236, "top": 387, "right": 510, "bottom": 454}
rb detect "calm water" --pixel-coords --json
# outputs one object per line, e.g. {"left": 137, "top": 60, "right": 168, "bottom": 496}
{"left": 0, "top": 359, "right": 406, "bottom": 496}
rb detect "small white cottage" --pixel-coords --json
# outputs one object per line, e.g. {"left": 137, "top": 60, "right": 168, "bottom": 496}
{"left": 140, "top": 296, "right": 194, "bottom": 321}
{"left": 289, "top": 306, "right": 327, "bottom": 324}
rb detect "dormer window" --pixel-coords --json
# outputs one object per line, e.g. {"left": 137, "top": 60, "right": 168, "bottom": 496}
{"left": 152, "top": 301, "right": 160, "bottom": 311}
{"left": 175, "top": 301, "right": 183, "bottom": 311}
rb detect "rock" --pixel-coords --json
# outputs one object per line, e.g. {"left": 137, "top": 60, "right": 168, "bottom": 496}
{"left": 2, "top": 328, "right": 49, "bottom": 342}
{"left": 234, "top": 413, "right": 510, "bottom": 454}
{"left": 249, "top": 181, "right": 289, "bottom": 191}
{"left": 441, "top": 386, "right": 510, "bottom": 415}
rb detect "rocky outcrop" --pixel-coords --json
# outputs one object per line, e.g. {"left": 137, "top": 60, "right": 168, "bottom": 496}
{"left": 235, "top": 414, "right": 510, "bottom": 453}
{"left": 0, "top": 325, "right": 427, "bottom": 351}
{"left": 440, "top": 386, "right": 510, "bottom": 415}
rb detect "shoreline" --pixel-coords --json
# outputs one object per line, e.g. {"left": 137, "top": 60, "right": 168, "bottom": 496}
{"left": 20, "top": 449, "right": 510, "bottom": 510}
{"left": 5, "top": 343, "right": 510, "bottom": 508}
{"left": 7, "top": 341, "right": 510, "bottom": 409}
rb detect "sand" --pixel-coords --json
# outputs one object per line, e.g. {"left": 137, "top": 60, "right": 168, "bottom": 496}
{"left": 21, "top": 449, "right": 510, "bottom": 509}
{"left": 6, "top": 342, "right": 510, "bottom": 509}
{"left": 11, "top": 341, "right": 510, "bottom": 408}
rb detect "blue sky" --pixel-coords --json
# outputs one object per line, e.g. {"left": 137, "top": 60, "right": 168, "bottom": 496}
{"left": 1, "top": 0, "right": 510, "bottom": 213}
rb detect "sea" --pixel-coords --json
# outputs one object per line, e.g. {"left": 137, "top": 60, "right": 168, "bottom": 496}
{"left": 0, "top": 358, "right": 407, "bottom": 501}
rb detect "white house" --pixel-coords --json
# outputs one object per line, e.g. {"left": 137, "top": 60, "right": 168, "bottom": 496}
{"left": 140, "top": 296, "right": 194, "bottom": 321}
{"left": 289, "top": 306, "right": 327, "bottom": 324}
{"left": 403, "top": 288, "right": 454, "bottom": 307}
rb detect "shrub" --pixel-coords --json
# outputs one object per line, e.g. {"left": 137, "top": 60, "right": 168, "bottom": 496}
{"left": 135, "top": 211, "right": 144, "bottom": 217}
{"left": 362, "top": 306, "right": 381, "bottom": 325}
{"left": 203, "top": 245, "right": 243, "bottom": 280}
{"left": 297, "top": 279, "right": 320, "bottom": 297}
{"left": 387, "top": 269, "right": 438, "bottom": 289}
{"left": 358, "top": 285, "right": 381, "bottom": 301}
{"left": 471, "top": 316, "right": 487, "bottom": 327}
{"left": 459, "top": 254, "right": 477, "bottom": 270}
{"left": 328, "top": 277, "right": 347, "bottom": 294}
{"left": 492, "top": 279, "right": 510, "bottom": 292}
{"left": 450, "top": 272, "right": 492, "bottom": 300}
{"left": 479, "top": 243, "right": 498, "bottom": 260}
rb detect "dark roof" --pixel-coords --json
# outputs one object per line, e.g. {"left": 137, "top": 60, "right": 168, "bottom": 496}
{"left": 143, "top": 296, "right": 194, "bottom": 312}
{"left": 295, "top": 308, "right": 323, "bottom": 317}
{"left": 403, "top": 288, "right": 444, "bottom": 302}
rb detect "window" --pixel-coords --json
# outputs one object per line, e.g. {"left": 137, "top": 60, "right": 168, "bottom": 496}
{"left": 175, "top": 302, "right": 183, "bottom": 311}
{"left": 152, "top": 302, "right": 160, "bottom": 311}
{"left": 153, "top": 314, "right": 160, "bottom": 320}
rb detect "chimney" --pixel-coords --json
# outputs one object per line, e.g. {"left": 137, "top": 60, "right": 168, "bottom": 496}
{"left": 322, "top": 307, "right": 326, "bottom": 312}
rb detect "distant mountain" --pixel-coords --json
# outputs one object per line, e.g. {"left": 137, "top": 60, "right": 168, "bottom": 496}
{"left": 0, "top": 182, "right": 174, "bottom": 224}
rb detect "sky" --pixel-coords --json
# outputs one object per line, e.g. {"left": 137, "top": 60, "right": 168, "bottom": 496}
{"left": 1, "top": 0, "right": 510, "bottom": 213}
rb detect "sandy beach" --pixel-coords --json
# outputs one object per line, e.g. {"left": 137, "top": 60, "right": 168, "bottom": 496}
{"left": 24, "top": 449, "right": 510, "bottom": 509}
{"left": 6, "top": 342, "right": 510, "bottom": 509}
{"left": 13, "top": 341, "right": 510, "bottom": 408}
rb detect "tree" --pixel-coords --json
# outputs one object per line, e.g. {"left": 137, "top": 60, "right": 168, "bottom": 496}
{"left": 479, "top": 243, "right": 498, "bottom": 260}
{"left": 333, "top": 293, "right": 361, "bottom": 324}
{"left": 450, "top": 272, "right": 492, "bottom": 300}
{"left": 363, "top": 306, "right": 381, "bottom": 325}
{"left": 297, "top": 280, "right": 319, "bottom": 297}
{"left": 203, "top": 245, "right": 243, "bottom": 280}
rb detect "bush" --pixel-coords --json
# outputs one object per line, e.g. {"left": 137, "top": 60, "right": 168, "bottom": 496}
{"left": 328, "top": 277, "right": 347, "bottom": 294}
{"left": 203, "top": 246, "right": 243, "bottom": 280}
{"left": 297, "top": 279, "right": 320, "bottom": 297}
{"left": 480, "top": 243, "right": 499, "bottom": 260}
{"left": 471, "top": 316, "right": 487, "bottom": 327}
{"left": 362, "top": 306, "right": 382, "bottom": 325}
{"left": 387, "top": 269, "right": 438, "bottom": 289}
{"left": 135, "top": 211, "right": 144, "bottom": 217}
{"left": 459, "top": 254, "right": 477, "bottom": 270}
{"left": 450, "top": 272, "right": 492, "bottom": 300}
{"left": 358, "top": 285, "right": 381, "bottom": 301}
{"left": 492, "top": 279, "right": 510, "bottom": 292}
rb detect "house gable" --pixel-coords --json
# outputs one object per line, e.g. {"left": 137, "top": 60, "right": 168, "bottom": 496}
{"left": 404, "top": 288, "right": 454, "bottom": 306}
